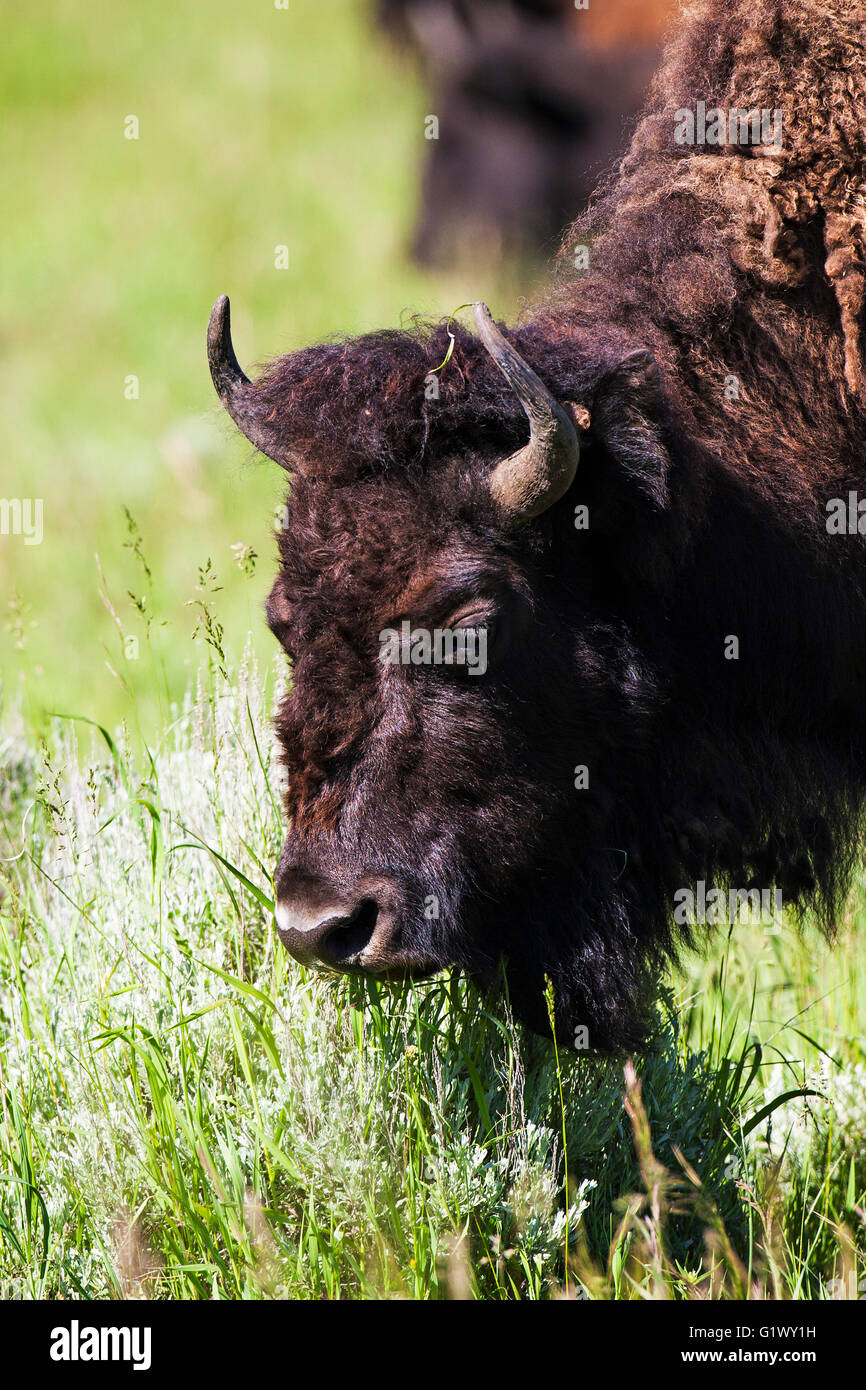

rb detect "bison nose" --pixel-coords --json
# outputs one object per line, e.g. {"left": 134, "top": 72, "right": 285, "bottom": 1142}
{"left": 274, "top": 878, "right": 397, "bottom": 971}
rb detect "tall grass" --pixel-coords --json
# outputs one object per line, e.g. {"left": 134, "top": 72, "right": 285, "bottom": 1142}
{"left": 1, "top": 646, "right": 864, "bottom": 1299}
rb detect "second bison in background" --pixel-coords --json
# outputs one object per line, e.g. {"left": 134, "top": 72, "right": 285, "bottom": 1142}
{"left": 376, "top": 0, "right": 675, "bottom": 263}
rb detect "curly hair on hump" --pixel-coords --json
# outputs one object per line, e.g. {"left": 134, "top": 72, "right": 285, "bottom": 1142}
{"left": 558, "top": 0, "right": 866, "bottom": 393}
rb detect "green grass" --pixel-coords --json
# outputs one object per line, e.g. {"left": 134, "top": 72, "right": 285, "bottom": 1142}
{"left": 0, "top": 0, "right": 540, "bottom": 737}
{"left": 2, "top": 0, "right": 865, "bottom": 1302}
{"left": 1, "top": 643, "right": 864, "bottom": 1299}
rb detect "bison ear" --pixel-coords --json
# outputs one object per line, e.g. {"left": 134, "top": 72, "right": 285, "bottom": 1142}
{"left": 592, "top": 349, "right": 671, "bottom": 510}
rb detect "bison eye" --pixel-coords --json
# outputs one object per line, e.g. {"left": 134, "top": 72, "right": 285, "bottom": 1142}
{"left": 439, "top": 609, "right": 499, "bottom": 677}
{"left": 453, "top": 614, "right": 490, "bottom": 635}
{"left": 447, "top": 617, "right": 492, "bottom": 648}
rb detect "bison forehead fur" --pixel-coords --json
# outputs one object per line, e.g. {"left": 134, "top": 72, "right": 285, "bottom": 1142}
{"left": 213, "top": 0, "right": 866, "bottom": 1049}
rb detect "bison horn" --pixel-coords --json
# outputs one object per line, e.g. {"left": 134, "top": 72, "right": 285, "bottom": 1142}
{"left": 207, "top": 295, "right": 284, "bottom": 465}
{"left": 474, "top": 302, "right": 581, "bottom": 521}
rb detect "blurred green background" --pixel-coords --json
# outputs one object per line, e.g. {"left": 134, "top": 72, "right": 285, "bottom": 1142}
{"left": 0, "top": 0, "right": 540, "bottom": 736}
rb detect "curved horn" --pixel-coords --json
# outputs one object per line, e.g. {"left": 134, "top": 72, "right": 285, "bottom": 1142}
{"left": 207, "top": 295, "right": 284, "bottom": 465}
{"left": 474, "top": 302, "right": 580, "bottom": 522}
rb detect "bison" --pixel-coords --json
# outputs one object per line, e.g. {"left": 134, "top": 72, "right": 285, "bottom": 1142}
{"left": 376, "top": 0, "right": 675, "bottom": 264}
{"left": 208, "top": 0, "right": 866, "bottom": 1049}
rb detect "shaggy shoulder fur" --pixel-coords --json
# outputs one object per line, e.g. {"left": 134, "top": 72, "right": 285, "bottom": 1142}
{"left": 557, "top": 0, "right": 866, "bottom": 500}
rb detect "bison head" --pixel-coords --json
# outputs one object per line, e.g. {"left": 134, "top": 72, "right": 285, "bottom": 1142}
{"left": 207, "top": 295, "right": 705, "bottom": 1048}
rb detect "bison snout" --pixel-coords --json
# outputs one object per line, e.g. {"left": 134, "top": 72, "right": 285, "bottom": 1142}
{"left": 274, "top": 873, "right": 404, "bottom": 973}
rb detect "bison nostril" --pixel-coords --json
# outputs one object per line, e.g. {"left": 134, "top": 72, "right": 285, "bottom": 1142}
{"left": 318, "top": 898, "right": 379, "bottom": 966}
{"left": 275, "top": 877, "right": 403, "bottom": 971}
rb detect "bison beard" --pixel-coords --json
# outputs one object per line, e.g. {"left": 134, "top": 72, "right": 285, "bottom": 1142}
{"left": 209, "top": 0, "right": 866, "bottom": 1051}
